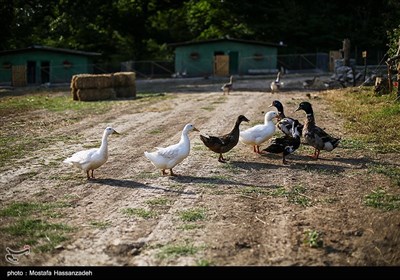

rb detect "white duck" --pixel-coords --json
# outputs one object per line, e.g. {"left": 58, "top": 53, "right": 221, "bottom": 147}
{"left": 63, "top": 127, "right": 119, "bottom": 179}
{"left": 239, "top": 111, "right": 277, "bottom": 153}
{"left": 144, "top": 123, "right": 199, "bottom": 176}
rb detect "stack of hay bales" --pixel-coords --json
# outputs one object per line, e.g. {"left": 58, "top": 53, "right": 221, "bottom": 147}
{"left": 70, "top": 72, "right": 136, "bottom": 101}
{"left": 113, "top": 72, "right": 136, "bottom": 98}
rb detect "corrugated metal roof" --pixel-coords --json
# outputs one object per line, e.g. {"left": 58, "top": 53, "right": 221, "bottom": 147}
{"left": 0, "top": 45, "right": 101, "bottom": 56}
{"left": 169, "top": 37, "right": 285, "bottom": 48}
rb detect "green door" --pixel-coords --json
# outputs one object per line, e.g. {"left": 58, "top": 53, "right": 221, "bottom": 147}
{"left": 229, "top": 51, "right": 239, "bottom": 75}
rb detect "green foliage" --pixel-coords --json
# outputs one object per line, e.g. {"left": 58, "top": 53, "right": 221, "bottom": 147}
{"left": 1, "top": 200, "right": 73, "bottom": 253}
{"left": 122, "top": 208, "right": 157, "bottom": 219}
{"left": 179, "top": 208, "right": 207, "bottom": 222}
{"left": 304, "top": 229, "right": 323, "bottom": 248}
{"left": 328, "top": 88, "right": 400, "bottom": 153}
{"left": 364, "top": 188, "right": 400, "bottom": 211}
{"left": 157, "top": 242, "right": 200, "bottom": 259}
{"left": 3, "top": 1, "right": 400, "bottom": 62}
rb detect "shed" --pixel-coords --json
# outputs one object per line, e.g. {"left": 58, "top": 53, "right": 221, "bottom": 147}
{"left": 0, "top": 45, "right": 101, "bottom": 86}
{"left": 170, "top": 38, "right": 283, "bottom": 77}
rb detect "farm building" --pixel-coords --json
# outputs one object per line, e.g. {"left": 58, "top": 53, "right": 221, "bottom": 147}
{"left": 170, "top": 38, "right": 284, "bottom": 77}
{"left": 0, "top": 45, "right": 101, "bottom": 86}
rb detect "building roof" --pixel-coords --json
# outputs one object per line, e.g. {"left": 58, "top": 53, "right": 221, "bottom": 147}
{"left": 169, "top": 37, "right": 285, "bottom": 48}
{"left": 0, "top": 45, "right": 101, "bottom": 56}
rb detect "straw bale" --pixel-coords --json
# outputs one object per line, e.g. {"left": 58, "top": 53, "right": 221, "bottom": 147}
{"left": 113, "top": 72, "right": 136, "bottom": 87}
{"left": 71, "top": 87, "right": 79, "bottom": 100}
{"left": 76, "top": 88, "right": 116, "bottom": 101}
{"left": 115, "top": 86, "right": 136, "bottom": 98}
{"left": 73, "top": 74, "right": 114, "bottom": 89}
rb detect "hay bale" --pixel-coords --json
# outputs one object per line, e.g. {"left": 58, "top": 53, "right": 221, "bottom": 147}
{"left": 71, "top": 88, "right": 78, "bottom": 100}
{"left": 115, "top": 86, "right": 136, "bottom": 98}
{"left": 76, "top": 88, "right": 116, "bottom": 101}
{"left": 73, "top": 74, "right": 114, "bottom": 89}
{"left": 113, "top": 72, "right": 136, "bottom": 87}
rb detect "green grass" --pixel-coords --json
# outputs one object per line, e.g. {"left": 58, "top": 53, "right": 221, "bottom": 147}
{"left": 0, "top": 201, "right": 73, "bottom": 252}
{"left": 179, "top": 208, "right": 207, "bottom": 222}
{"left": 327, "top": 87, "right": 400, "bottom": 153}
{"left": 304, "top": 229, "right": 323, "bottom": 248}
{"left": 239, "top": 186, "right": 269, "bottom": 196}
{"left": 89, "top": 220, "right": 111, "bottom": 229}
{"left": 2, "top": 218, "right": 72, "bottom": 253}
{"left": 178, "top": 223, "right": 205, "bottom": 231}
{"left": 122, "top": 208, "right": 158, "bottom": 219}
{"left": 270, "top": 186, "right": 312, "bottom": 207}
{"left": 157, "top": 242, "right": 200, "bottom": 259}
{"left": 0, "top": 201, "right": 70, "bottom": 217}
{"left": 368, "top": 163, "right": 400, "bottom": 187}
{"left": 196, "top": 259, "right": 213, "bottom": 266}
{"left": 364, "top": 188, "right": 400, "bottom": 211}
{"left": 147, "top": 128, "right": 163, "bottom": 135}
{"left": 200, "top": 106, "right": 215, "bottom": 111}
{"left": 146, "top": 198, "right": 172, "bottom": 206}
{"left": 0, "top": 92, "right": 114, "bottom": 113}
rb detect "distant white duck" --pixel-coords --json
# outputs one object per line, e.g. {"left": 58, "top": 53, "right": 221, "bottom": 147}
{"left": 144, "top": 123, "right": 199, "bottom": 176}
{"left": 270, "top": 71, "right": 282, "bottom": 93}
{"left": 221, "top": 75, "right": 233, "bottom": 95}
{"left": 63, "top": 127, "right": 119, "bottom": 179}
{"left": 239, "top": 111, "right": 277, "bottom": 153}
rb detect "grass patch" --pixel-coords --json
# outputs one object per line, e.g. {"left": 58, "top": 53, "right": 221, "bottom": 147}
{"left": 196, "top": 259, "right": 213, "bottom": 266}
{"left": 0, "top": 201, "right": 73, "bottom": 252}
{"left": 2, "top": 218, "right": 72, "bottom": 252}
{"left": 178, "top": 223, "right": 205, "bottom": 231}
{"left": 327, "top": 87, "right": 400, "bottom": 153}
{"left": 147, "top": 128, "right": 163, "bottom": 135}
{"left": 364, "top": 188, "right": 400, "bottom": 211}
{"left": 200, "top": 106, "right": 215, "bottom": 111}
{"left": 146, "top": 198, "right": 171, "bottom": 206}
{"left": 269, "top": 186, "right": 312, "bottom": 207}
{"left": 122, "top": 208, "right": 158, "bottom": 219}
{"left": 368, "top": 163, "right": 400, "bottom": 187}
{"left": 89, "top": 220, "right": 111, "bottom": 229}
{"left": 239, "top": 186, "right": 269, "bottom": 196}
{"left": 0, "top": 93, "right": 114, "bottom": 113}
{"left": 157, "top": 242, "right": 199, "bottom": 259}
{"left": 304, "top": 229, "right": 323, "bottom": 248}
{"left": 179, "top": 208, "right": 207, "bottom": 222}
{"left": 0, "top": 201, "right": 70, "bottom": 217}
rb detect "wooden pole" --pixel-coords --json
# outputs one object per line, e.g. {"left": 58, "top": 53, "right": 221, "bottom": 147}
{"left": 343, "top": 39, "right": 351, "bottom": 67}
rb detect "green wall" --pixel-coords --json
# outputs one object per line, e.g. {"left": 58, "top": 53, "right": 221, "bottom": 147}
{"left": 174, "top": 41, "right": 278, "bottom": 77}
{"left": 0, "top": 50, "right": 95, "bottom": 85}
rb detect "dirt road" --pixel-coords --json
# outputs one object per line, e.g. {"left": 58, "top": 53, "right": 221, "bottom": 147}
{"left": 1, "top": 83, "right": 399, "bottom": 266}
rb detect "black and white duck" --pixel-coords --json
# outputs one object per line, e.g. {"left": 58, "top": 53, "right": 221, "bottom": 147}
{"left": 295, "top": 101, "right": 340, "bottom": 160}
{"left": 200, "top": 115, "right": 249, "bottom": 163}
{"left": 261, "top": 119, "right": 302, "bottom": 164}
{"left": 270, "top": 71, "right": 282, "bottom": 93}
{"left": 221, "top": 75, "right": 233, "bottom": 95}
{"left": 269, "top": 100, "right": 303, "bottom": 137}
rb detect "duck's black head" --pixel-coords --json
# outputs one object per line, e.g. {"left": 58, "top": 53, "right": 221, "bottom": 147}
{"left": 237, "top": 115, "right": 250, "bottom": 123}
{"left": 295, "top": 101, "right": 313, "bottom": 115}
{"left": 269, "top": 100, "right": 285, "bottom": 119}
{"left": 269, "top": 100, "right": 283, "bottom": 111}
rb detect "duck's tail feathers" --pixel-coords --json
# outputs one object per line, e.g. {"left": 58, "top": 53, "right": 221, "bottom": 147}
{"left": 332, "top": 137, "right": 341, "bottom": 148}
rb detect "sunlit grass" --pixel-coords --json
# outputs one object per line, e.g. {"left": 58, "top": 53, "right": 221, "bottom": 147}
{"left": 326, "top": 87, "right": 400, "bottom": 153}
{"left": 364, "top": 188, "right": 400, "bottom": 211}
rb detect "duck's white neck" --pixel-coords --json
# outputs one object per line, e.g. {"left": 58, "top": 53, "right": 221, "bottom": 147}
{"left": 179, "top": 129, "right": 190, "bottom": 145}
{"left": 99, "top": 131, "right": 109, "bottom": 154}
{"left": 264, "top": 115, "right": 274, "bottom": 125}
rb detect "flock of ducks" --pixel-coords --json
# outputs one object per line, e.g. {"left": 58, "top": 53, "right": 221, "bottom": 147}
{"left": 63, "top": 97, "right": 341, "bottom": 178}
